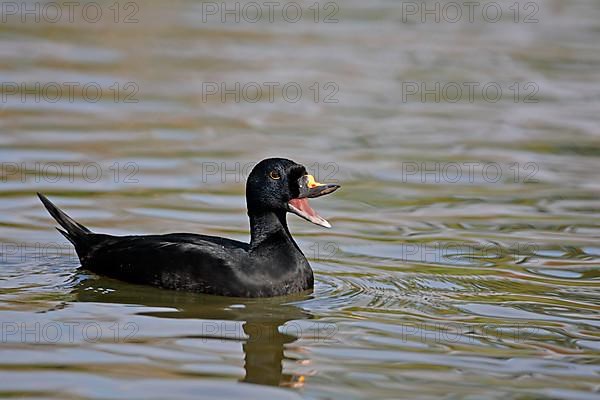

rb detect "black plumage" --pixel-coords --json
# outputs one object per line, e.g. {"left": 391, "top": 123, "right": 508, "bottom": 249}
{"left": 38, "top": 158, "right": 340, "bottom": 297}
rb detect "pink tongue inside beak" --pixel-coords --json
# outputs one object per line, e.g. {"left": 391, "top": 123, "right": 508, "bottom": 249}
{"left": 288, "top": 198, "right": 317, "bottom": 218}
{"left": 288, "top": 198, "right": 332, "bottom": 228}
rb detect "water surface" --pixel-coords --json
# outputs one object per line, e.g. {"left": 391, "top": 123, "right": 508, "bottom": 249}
{"left": 1, "top": 0, "right": 600, "bottom": 398}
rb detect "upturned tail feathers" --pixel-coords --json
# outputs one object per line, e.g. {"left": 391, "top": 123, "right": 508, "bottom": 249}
{"left": 37, "top": 193, "right": 91, "bottom": 246}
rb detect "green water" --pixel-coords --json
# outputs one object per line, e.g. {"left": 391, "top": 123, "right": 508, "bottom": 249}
{"left": 1, "top": 0, "right": 599, "bottom": 398}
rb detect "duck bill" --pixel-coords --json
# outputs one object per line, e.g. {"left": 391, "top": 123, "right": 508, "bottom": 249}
{"left": 297, "top": 174, "right": 340, "bottom": 199}
{"left": 287, "top": 175, "right": 340, "bottom": 228}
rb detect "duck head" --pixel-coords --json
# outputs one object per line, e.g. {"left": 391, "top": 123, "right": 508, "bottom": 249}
{"left": 246, "top": 158, "right": 340, "bottom": 228}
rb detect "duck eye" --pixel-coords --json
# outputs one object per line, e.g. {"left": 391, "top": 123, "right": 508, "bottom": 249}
{"left": 269, "top": 171, "right": 281, "bottom": 180}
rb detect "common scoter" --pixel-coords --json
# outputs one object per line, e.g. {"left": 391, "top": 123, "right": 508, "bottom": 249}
{"left": 38, "top": 158, "right": 340, "bottom": 297}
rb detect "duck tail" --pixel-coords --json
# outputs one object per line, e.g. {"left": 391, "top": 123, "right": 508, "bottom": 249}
{"left": 37, "top": 193, "right": 92, "bottom": 247}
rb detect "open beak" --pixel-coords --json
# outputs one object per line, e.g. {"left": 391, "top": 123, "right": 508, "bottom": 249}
{"left": 287, "top": 175, "right": 340, "bottom": 228}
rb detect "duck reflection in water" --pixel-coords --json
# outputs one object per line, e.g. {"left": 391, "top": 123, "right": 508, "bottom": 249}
{"left": 72, "top": 275, "right": 325, "bottom": 387}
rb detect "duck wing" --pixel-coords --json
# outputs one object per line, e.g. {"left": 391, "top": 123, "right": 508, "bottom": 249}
{"left": 79, "top": 233, "right": 250, "bottom": 295}
{"left": 38, "top": 193, "right": 251, "bottom": 295}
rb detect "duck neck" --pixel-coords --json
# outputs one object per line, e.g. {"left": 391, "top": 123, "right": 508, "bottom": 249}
{"left": 248, "top": 210, "right": 296, "bottom": 251}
